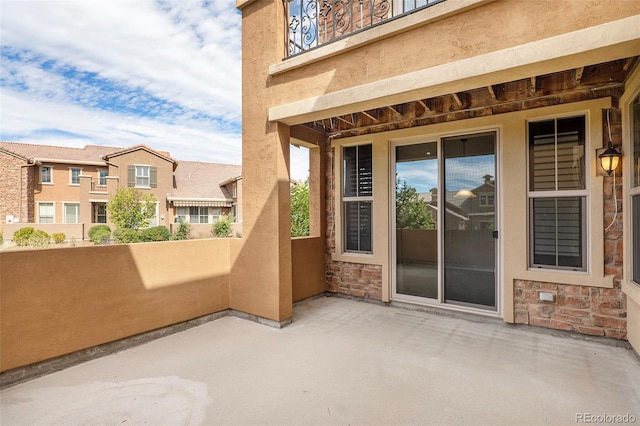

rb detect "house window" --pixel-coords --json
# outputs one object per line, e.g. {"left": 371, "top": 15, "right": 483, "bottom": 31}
{"left": 64, "top": 203, "right": 80, "bottom": 224}
{"left": 94, "top": 203, "right": 107, "bottom": 223}
{"left": 98, "top": 169, "right": 108, "bottom": 187}
{"left": 212, "top": 207, "right": 222, "bottom": 222}
{"left": 480, "top": 194, "right": 494, "bottom": 206}
{"left": 632, "top": 94, "right": 640, "bottom": 285}
{"left": 136, "top": 165, "right": 149, "bottom": 187}
{"left": 231, "top": 205, "right": 237, "bottom": 222}
{"left": 38, "top": 202, "right": 54, "bottom": 223}
{"left": 176, "top": 207, "right": 188, "bottom": 223}
{"left": 70, "top": 168, "right": 82, "bottom": 185}
{"left": 128, "top": 165, "right": 157, "bottom": 188}
{"left": 528, "top": 116, "right": 587, "bottom": 270}
{"left": 41, "top": 166, "right": 52, "bottom": 184}
{"left": 343, "top": 144, "right": 373, "bottom": 253}
{"left": 189, "top": 206, "right": 209, "bottom": 224}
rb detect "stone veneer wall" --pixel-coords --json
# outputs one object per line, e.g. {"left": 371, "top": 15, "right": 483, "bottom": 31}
{"left": 514, "top": 104, "right": 627, "bottom": 339}
{"left": 324, "top": 143, "right": 384, "bottom": 301}
{"left": 0, "top": 153, "right": 34, "bottom": 225}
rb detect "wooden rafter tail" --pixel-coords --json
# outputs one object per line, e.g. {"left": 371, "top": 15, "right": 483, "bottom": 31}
{"left": 575, "top": 67, "right": 584, "bottom": 84}
{"left": 530, "top": 76, "right": 537, "bottom": 92}
{"left": 452, "top": 93, "right": 462, "bottom": 106}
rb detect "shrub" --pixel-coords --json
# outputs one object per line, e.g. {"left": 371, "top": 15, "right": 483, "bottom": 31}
{"left": 51, "top": 232, "right": 66, "bottom": 244}
{"left": 113, "top": 228, "right": 141, "bottom": 244}
{"left": 13, "top": 227, "right": 35, "bottom": 246}
{"left": 29, "top": 230, "right": 51, "bottom": 247}
{"left": 172, "top": 218, "right": 191, "bottom": 240}
{"left": 91, "top": 229, "right": 111, "bottom": 245}
{"left": 88, "top": 225, "right": 111, "bottom": 240}
{"left": 212, "top": 215, "right": 233, "bottom": 238}
{"left": 140, "top": 226, "right": 170, "bottom": 242}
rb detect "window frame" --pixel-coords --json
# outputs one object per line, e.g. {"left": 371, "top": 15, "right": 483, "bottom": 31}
{"left": 40, "top": 166, "right": 53, "bottom": 184}
{"left": 37, "top": 202, "right": 55, "bottom": 223}
{"left": 527, "top": 114, "right": 588, "bottom": 272}
{"left": 63, "top": 202, "right": 80, "bottom": 224}
{"left": 630, "top": 93, "right": 640, "bottom": 286}
{"left": 98, "top": 169, "right": 108, "bottom": 187}
{"left": 69, "top": 167, "right": 82, "bottom": 186}
{"left": 135, "top": 165, "right": 150, "bottom": 188}
{"left": 189, "top": 206, "right": 209, "bottom": 224}
{"left": 342, "top": 143, "right": 374, "bottom": 254}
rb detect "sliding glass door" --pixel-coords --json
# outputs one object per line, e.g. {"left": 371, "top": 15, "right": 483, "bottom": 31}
{"left": 393, "top": 132, "right": 498, "bottom": 311}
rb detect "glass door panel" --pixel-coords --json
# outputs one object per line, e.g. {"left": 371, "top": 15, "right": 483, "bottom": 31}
{"left": 442, "top": 133, "right": 497, "bottom": 309}
{"left": 395, "top": 142, "right": 439, "bottom": 299}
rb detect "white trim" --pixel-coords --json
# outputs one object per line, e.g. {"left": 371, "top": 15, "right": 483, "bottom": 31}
{"left": 69, "top": 167, "right": 82, "bottom": 186}
{"left": 62, "top": 202, "right": 80, "bottom": 224}
{"left": 269, "top": 15, "right": 640, "bottom": 125}
{"left": 37, "top": 201, "right": 55, "bottom": 224}
{"left": 134, "top": 164, "right": 151, "bottom": 189}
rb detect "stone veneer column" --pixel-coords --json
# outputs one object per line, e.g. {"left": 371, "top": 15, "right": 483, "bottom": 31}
{"left": 231, "top": 0, "right": 292, "bottom": 324}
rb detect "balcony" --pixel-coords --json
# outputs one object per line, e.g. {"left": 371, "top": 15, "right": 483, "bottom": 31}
{"left": 286, "top": 0, "right": 445, "bottom": 57}
{"left": 1, "top": 295, "right": 638, "bottom": 423}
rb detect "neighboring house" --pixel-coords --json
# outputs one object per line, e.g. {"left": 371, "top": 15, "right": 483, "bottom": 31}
{"left": 237, "top": 0, "right": 640, "bottom": 353}
{"left": 0, "top": 142, "right": 242, "bottom": 237}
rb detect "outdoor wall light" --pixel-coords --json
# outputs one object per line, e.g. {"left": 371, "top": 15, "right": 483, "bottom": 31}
{"left": 598, "top": 141, "right": 622, "bottom": 175}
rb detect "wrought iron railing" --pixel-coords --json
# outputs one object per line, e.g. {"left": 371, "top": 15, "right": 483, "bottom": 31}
{"left": 286, "top": 0, "right": 445, "bottom": 57}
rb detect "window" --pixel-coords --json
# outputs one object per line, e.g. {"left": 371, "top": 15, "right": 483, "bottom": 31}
{"left": 98, "top": 169, "right": 108, "bottom": 187}
{"left": 94, "top": 203, "right": 107, "bottom": 223}
{"left": 343, "top": 144, "right": 373, "bottom": 253}
{"left": 189, "top": 206, "right": 209, "bottom": 224}
{"left": 176, "top": 207, "right": 188, "bottom": 223}
{"left": 528, "top": 116, "right": 587, "bottom": 270}
{"left": 632, "top": 94, "right": 640, "bottom": 285}
{"left": 70, "top": 168, "right": 82, "bottom": 185}
{"left": 41, "top": 166, "right": 52, "bottom": 184}
{"left": 231, "top": 205, "right": 237, "bottom": 222}
{"left": 136, "top": 165, "right": 149, "bottom": 187}
{"left": 128, "top": 165, "right": 157, "bottom": 188}
{"left": 480, "top": 194, "right": 494, "bottom": 206}
{"left": 64, "top": 203, "right": 80, "bottom": 224}
{"left": 212, "top": 207, "right": 222, "bottom": 222}
{"left": 38, "top": 202, "right": 54, "bottom": 223}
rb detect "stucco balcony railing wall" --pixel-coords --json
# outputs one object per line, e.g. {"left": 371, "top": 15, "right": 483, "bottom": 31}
{"left": 286, "top": 0, "right": 445, "bottom": 57}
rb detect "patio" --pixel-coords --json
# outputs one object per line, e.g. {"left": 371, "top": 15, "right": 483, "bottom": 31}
{"left": 1, "top": 296, "right": 638, "bottom": 425}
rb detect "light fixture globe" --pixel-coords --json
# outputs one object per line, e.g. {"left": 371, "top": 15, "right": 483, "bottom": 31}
{"left": 598, "top": 142, "right": 622, "bottom": 175}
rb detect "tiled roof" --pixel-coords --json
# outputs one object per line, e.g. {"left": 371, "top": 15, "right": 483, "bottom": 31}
{"left": 0, "top": 142, "right": 119, "bottom": 164}
{"left": 170, "top": 160, "right": 242, "bottom": 200}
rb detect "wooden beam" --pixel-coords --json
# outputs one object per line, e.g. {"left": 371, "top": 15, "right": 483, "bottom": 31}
{"left": 452, "top": 93, "right": 462, "bottom": 106}
{"left": 530, "top": 76, "right": 537, "bottom": 92}
{"left": 417, "top": 99, "right": 430, "bottom": 111}
{"left": 487, "top": 85, "right": 496, "bottom": 100}
{"left": 360, "top": 110, "right": 378, "bottom": 122}
{"left": 336, "top": 115, "right": 354, "bottom": 126}
{"left": 387, "top": 105, "right": 401, "bottom": 116}
{"left": 575, "top": 67, "right": 584, "bottom": 84}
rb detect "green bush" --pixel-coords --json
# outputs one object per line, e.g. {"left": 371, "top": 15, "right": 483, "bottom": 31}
{"left": 51, "top": 232, "right": 66, "bottom": 244}
{"left": 29, "top": 230, "right": 50, "bottom": 247}
{"left": 212, "top": 215, "right": 233, "bottom": 238}
{"left": 91, "top": 229, "right": 111, "bottom": 245}
{"left": 113, "top": 228, "right": 141, "bottom": 244}
{"left": 172, "top": 218, "right": 191, "bottom": 240}
{"left": 140, "top": 226, "right": 170, "bottom": 242}
{"left": 88, "top": 225, "right": 111, "bottom": 240}
{"left": 13, "top": 227, "right": 36, "bottom": 246}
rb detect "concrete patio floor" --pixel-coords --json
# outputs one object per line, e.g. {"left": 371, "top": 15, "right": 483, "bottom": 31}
{"left": 1, "top": 296, "right": 639, "bottom": 425}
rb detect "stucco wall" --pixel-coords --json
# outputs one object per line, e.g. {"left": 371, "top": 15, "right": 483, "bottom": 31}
{"left": 291, "top": 236, "right": 326, "bottom": 302}
{"left": 0, "top": 239, "right": 230, "bottom": 372}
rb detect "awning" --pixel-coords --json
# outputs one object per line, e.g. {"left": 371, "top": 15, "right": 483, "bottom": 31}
{"left": 171, "top": 200, "right": 232, "bottom": 207}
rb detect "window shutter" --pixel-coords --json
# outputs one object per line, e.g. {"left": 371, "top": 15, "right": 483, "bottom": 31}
{"left": 127, "top": 166, "right": 135, "bottom": 187}
{"left": 150, "top": 167, "right": 157, "bottom": 188}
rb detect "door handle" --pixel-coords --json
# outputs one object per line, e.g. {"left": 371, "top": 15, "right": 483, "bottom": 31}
{"left": 492, "top": 230, "right": 499, "bottom": 239}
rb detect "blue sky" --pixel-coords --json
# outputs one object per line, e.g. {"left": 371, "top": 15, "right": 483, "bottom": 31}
{"left": 0, "top": 0, "right": 310, "bottom": 180}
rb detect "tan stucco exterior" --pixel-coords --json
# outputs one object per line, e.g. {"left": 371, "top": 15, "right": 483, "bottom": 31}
{"left": 0, "top": 240, "right": 230, "bottom": 371}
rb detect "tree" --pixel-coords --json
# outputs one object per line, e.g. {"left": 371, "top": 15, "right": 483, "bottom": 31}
{"left": 395, "top": 180, "right": 435, "bottom": 229}
{"left": 290, "top": 180, "right": 310, "bottom": 237}
{"left": 107, "top": 188, "right": 157, "bottom": 230}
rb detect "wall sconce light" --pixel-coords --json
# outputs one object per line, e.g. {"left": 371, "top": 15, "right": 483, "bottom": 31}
{"left": 598, "top": 141, "right": 622, "bottom": 175}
